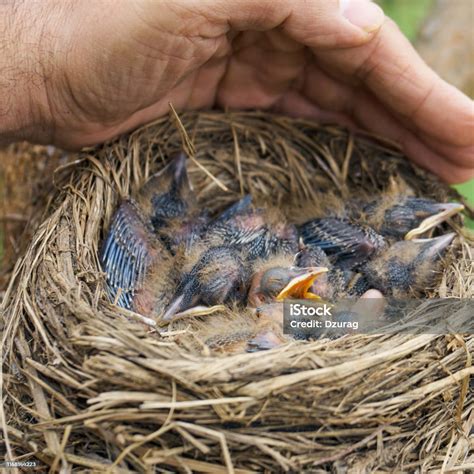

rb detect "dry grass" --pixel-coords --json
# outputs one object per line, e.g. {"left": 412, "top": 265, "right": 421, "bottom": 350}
{"left": 0, "top": 144, "right": 71, "bottom": 287}
{"left": 1, "top": 111, "right": 473, "bottom": 472}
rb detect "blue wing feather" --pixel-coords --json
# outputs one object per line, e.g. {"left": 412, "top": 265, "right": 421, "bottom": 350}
{"left": 101, "top": 200, "right": 158, "bottom": 309}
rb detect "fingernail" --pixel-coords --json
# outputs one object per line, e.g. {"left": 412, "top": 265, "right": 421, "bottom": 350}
{"left": 340, "top": 0, "right": 385, "bottom": 33}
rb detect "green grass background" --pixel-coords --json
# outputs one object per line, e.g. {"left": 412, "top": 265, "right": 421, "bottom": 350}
{"left": 379, "top": 0, "right": 434, "bottom": 40}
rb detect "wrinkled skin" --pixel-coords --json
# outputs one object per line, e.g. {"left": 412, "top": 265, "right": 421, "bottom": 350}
{"left": 3, "top": 0, "right": 473, "bottom": 182}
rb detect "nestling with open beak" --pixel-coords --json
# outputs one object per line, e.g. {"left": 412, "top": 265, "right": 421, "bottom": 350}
{"left": 247, "top": 253, "right": 328, "bottom": 306}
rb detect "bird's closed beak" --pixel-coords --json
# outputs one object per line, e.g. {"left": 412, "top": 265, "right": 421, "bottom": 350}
{"left": 162, "top": 293, "right": 189, "bottom": 321}
{"left": 162, "top": 282, "right": 200, "bottom": 321}
{"left": 167, "top": 151, "right": 190, "bottom": 192}
{"left": 149, "top": 151, "right": 190, "bottom": 192}
{"left": 275, "top": 267, "right": 328, "bottom": 301}
{"left": 415, "top": 232, "right": 456, "bottom": 259}
{"left": 405, "top": 202, "right": 464, "bottom": 240}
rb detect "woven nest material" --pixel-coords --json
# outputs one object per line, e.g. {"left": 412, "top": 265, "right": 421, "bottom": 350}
{"left": 1, "top": 111, "right": 473, "bottom": 473}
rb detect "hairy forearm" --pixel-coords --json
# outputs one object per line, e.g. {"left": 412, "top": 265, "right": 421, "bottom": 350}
{"left": 0, "top": 2, "right": 52, "bottom": 145}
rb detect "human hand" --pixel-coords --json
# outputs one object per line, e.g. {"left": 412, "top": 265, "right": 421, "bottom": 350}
{"left": 2, "top": 0, "right": 473, "bottom": 183}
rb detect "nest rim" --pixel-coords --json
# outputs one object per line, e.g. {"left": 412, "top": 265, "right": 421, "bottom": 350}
{"left": 1, "top": 110, "right": 473, "bottom": 473}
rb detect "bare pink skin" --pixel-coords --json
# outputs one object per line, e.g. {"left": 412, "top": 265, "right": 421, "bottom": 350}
{"left": 1, "top": 0, "right": 473, "bottom": 183}
{"left": 352, "top": 289, "right": 387, "bottom": 320}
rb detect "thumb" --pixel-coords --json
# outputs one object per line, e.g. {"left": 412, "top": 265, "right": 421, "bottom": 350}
{"left": 208, "top": 0, "right": 385, "bottom": 48}
{"left": 283, "top": 0, "right": 386, "bottom": 49}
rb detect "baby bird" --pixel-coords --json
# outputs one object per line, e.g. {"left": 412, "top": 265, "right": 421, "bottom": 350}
{"left": 358, "top": 195, "right": 464, "bottom": 240}
{"left": 298, "top": 217, "right": 387, "bottom": 269}
{"left": 296, "top": 227, "right": 457, "bottom": 299}
{"left": 360, "top": 233, "right": 456, "bottom": 297}
{"left": 162, "top": 246, "right": 249, "bottom": 320}
{"left": 204, "top": 196, "right": 299, "bottom": 260}
{"left": 137, "top": 151, "right": 207, "bottom": 252}
{"left": 100, "top": 200, "right": 176, "bottom": 313}
{"left": 247, "top": 253, "right": 328, "bottom": 306}
{"left": 136, "top": 152, "right": 192, "bottom": 228}
{"left": 294, "top": 245, "right": 350, "bottom": 299}
{"left": 195, "top": 310, "right": 287, "bottom": 353}
{"left": 101, "top": 152, "right": 193, "bottom": 311}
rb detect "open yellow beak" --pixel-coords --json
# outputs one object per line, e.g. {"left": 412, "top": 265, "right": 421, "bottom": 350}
{"left": 405, "top": 203, "right": 464, "bottom": 240}
{"left": 275, "top": 267, "right": 328, "bottom": 301}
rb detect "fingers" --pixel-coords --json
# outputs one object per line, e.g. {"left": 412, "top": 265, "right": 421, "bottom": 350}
{"left": 173, "top": 0, "right": 473, "bottom": 185}
{"left": 351, "top": 289, "right": 386, "bottom": 321}
{"left": 213, "top": 0, "right": 385, "bottom": 108}
{"left": 416, "top": 133, "right": 474, "bottom": 171}
{"left": 281, "top": 0, "right": 386, "bottom": 48}
{"left": 277, "top": 95, "right": 473, "bottom": 183}
{"left": 344, "top": 88, "right": 474, "bottom": 183}
{"left": 313, "top": 18, "right": 474, "bottom": 148}
{"left": 274, "top": 89, "right": 357, "bottom": 128}
{"left": 206, "top": 0, "right": 384, "bottom": 47}
{"left": 216, "top": 31, "right": 307, "bottom": 109}
{"left": 299, "top": 63, "right": 474, "bottom": 182}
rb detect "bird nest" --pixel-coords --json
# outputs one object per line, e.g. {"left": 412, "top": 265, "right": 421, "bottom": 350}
{"left": 2, "top": 111, "right": 473, "bottom": 472}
